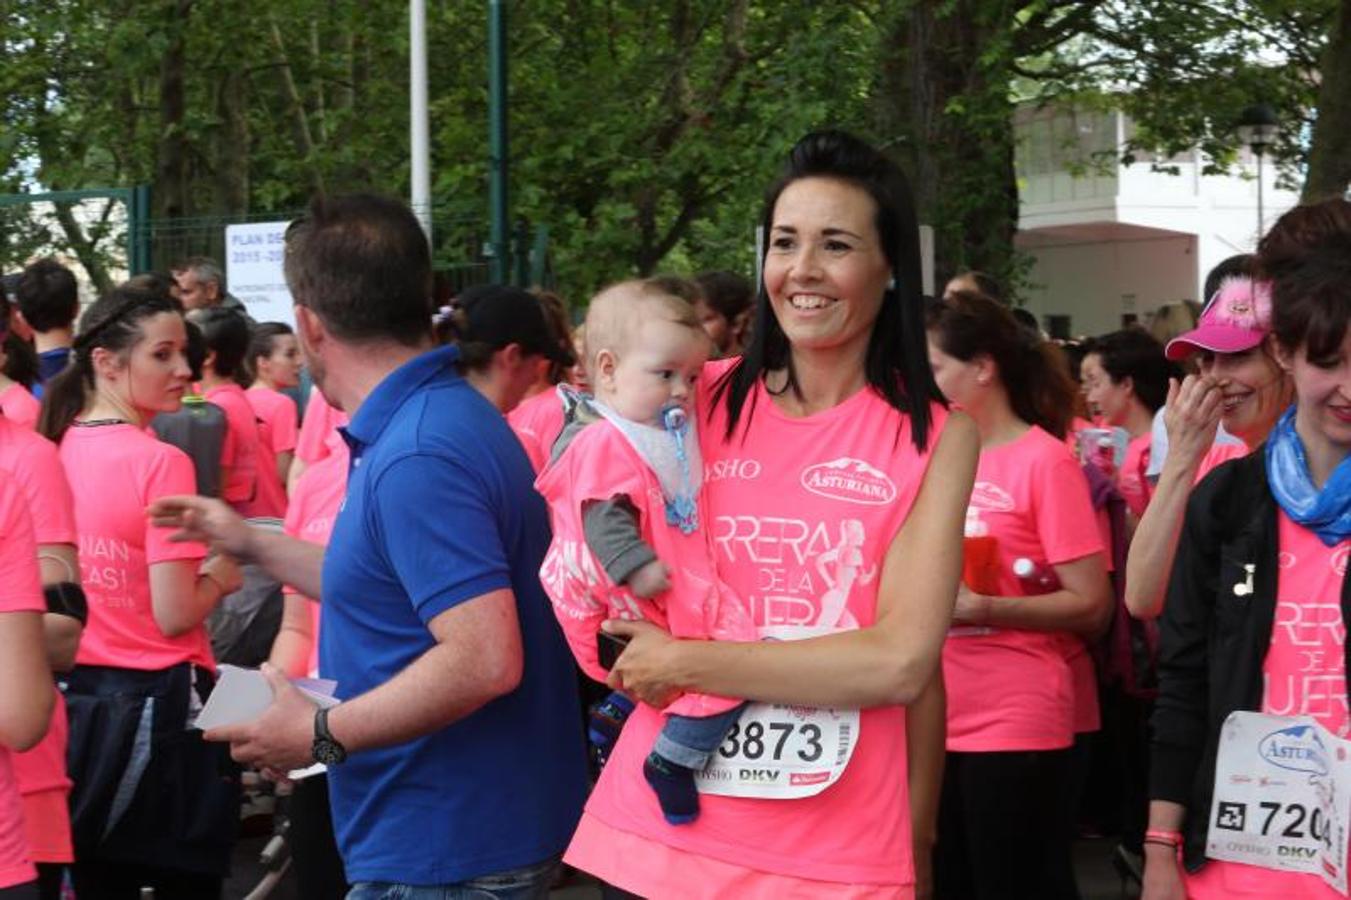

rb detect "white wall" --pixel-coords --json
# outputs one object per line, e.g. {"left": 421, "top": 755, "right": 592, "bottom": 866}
{"left": 1021, "top": 234, "right": 1198, "bottom": 338}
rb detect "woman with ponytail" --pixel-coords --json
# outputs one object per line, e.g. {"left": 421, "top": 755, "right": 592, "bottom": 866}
{"left": 39, "top": 285, "right": 243, "bottom": 899}
{"left": 926, "top": 291, "right": 1113, "bottom": 899}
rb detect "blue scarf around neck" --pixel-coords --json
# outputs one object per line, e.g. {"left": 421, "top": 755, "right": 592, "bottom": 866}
{"left": 1265, "top": 406, "right": 1351, "bottom": 547}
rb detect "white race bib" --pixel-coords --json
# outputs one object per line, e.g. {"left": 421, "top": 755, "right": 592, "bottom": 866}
{"left": 695, "top": 624, "right": 860, "bottom": 800}
{"left": 1208, "top": 711, "right": 1351, "bottom": 894}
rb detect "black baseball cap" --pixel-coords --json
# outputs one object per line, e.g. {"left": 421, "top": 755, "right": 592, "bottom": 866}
{"left": 455, "top": 284, "right": 574, "bottom": 366}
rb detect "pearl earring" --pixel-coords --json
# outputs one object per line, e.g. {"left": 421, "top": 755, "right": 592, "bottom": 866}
{"left": 886, "top": 277, "right": 896, "bottom": 291}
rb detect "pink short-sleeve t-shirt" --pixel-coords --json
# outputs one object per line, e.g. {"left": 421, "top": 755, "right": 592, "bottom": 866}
{"left": 0, "top": 384, "right": 40, "bottom": 431}
{"left": 295, "top": 390, "right": 348, "bottom": 466}
{"left": 1118, "top": 432, "right": 1153, "bottom": 518}
{"left": 205, "top": 383, "right": 286, "bottom": 518}
{"left": 281, "top": 442, "right": 349, "bottom": 677}
{"left": 1187, "top": 514, "right": 1349, "bottom": 899}
{"left": 0, "top": 416, "right": 76, "bottom": 546}
{"left": 0, "top": 416, "right": 76, "bottom": 861}
{"left": 508, "top": 388, "right": 566, "bottom": 474}
{"left": 0, "top": 470, "right": 42, "bottom": 889}
{"left": 61, "top": 424, "right": 212, "bottom": 670}
{"left": 246, "top": 386, "right": 300, "bottom": 457}
{"left": 944, "top": 426, "right": 1104, "bottom": 752}
{"left": 1194, "top": 442, "right": 1249, "bottom": 485}
{"left": 536, "top": 415, "right": 754, "bottom": 719}
{"left": 567, "top": 360, "right": 949, "bottom": 895}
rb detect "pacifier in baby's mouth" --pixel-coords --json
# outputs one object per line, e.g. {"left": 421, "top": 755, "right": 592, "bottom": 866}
{"left": 661, "top": 403, "right": 698, "bottom": 534}
{"left": 662, "top": 404, "right": 688, "bottom": 434}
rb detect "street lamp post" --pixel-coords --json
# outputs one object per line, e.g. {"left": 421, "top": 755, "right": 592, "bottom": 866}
{"left": 1237, "top": 104, "right": 1279, "bottom": 244}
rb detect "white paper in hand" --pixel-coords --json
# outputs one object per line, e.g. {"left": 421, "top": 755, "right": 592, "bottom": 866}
{"left": 194, "top": 664, "right": 339, "bottom": 732}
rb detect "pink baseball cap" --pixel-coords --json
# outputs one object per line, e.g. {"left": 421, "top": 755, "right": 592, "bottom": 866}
{"left": 1165, "top": 277, "right": 1273, "bottom": 361}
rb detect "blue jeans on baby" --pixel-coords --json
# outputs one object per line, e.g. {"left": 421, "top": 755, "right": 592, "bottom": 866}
{"left": 652, "top": 703, "right": 747, "bottom": 769}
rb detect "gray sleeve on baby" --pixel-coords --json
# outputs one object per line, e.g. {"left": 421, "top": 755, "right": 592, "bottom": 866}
{"left": 582, "top": 496, "right": 658, "bottom": 586}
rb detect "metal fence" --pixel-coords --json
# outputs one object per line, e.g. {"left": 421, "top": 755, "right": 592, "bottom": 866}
{"left": 1, "top": 188, "right": 552, "bottom": 295}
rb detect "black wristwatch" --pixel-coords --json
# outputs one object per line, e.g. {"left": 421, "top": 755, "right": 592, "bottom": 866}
{"left": 312, "top": 707, "right": 347, "bottom": 765}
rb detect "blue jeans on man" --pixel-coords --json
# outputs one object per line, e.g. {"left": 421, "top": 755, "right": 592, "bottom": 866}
{"left": 347, "top": 854, "right": 560, "bottom": 900}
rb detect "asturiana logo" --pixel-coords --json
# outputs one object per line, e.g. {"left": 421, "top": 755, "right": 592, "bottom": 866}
{"left": 800, "top": 458, "right": 897, "bottom": 506}
{"left": 1259, "top": 724, "right": 1330, "bottom": 776}
{"left": 1333, "top": 546, "right": 1350, "bottom": 578}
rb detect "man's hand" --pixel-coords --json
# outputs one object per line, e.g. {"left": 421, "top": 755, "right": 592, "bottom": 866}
{"left": 203, "top": 663, "right": 319, "bottom": 772}
{"left": 148, "top": 495, "right": 254, "bottom": 559}
{"left": 626, "top": 560, "right": 671, "bottom": 599}
{"left": 603, "top": 618, "right": 684, "bottom": 708}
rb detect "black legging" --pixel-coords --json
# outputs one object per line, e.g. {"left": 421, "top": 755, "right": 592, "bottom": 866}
{"left": 934, "top": 748, "right": 1080, "bottom": 900}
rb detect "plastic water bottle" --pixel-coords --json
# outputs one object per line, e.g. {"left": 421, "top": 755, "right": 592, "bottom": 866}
{"left": 1013, "top": 558, "right": 1060, "bottom": 593}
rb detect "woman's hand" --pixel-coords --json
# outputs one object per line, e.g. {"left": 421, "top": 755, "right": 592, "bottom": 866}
{"left": 603, "top": 619, "right": 685, "bottom": 708}
{"left": 1141, "top": 844, "right": 1187, "bottom": 900}
{"left": 1163, "top": 375, "right": 1224, "bottom": 471}
{"left": 201, "top": 553, "right": 244, "bottom": 598}
{"left": 950, "top": 585, "right": 990, "bottom": 626}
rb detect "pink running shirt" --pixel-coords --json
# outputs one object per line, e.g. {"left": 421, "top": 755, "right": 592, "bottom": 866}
{"left": 295, "top": 390, "right": 348, "bottom": 465}
{"left": 0, "top": 416, "right": 76, "bottom": 863}
{"left": 944, "top": 427, "right": 1104, "bottom": 752}
{"left": 0, "top": 384, "right": 39, "bottom": 430}
{"left": 204, "top": 381, "right": 272, "bottom": 516}
{"left": 1186, "top": 513, "right": 1348, "bottom": 899}
{"left": 1118, "top": 432, "right": 1153, "bottom": 518}
{"left": 61, "top": 424, "right": 212, "bottom": 670}
{"left": 280, "top": 442, "right": 349, "bottom": 677}
{"left": 246, "top": 386, "right": 300, "bottom": 457}
{"left": 0, "top": 470, "right": 42, "bottom": 889}
{"left": 1194, "top": 442, "right": 1248, "bottom": 486}
{"left": 508, "top": 388, "right": 565, "bottom": 474}
{"left": 536, "top": 414, "right": 754, "bottom": 719}
{"left": 0, "top": 416, "right": 75, "bottom": 546}
{"left": 567, "top": 360, "right": 948, "bottom": 894}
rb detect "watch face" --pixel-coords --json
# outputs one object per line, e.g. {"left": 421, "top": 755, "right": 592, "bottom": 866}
{"left": 313, "top": 739, "right": 345, "bottom": 766}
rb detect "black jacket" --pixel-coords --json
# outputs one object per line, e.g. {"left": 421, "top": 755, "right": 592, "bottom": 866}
{"left": 1149, "top": 449, "right": 1351, "bottom": 869}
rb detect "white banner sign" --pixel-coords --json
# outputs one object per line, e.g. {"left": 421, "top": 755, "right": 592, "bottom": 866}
{"left": 1209, "top": 711, "right": 1351, "bottom": 894}
{"left": 225, "top": 221, "right": 293, "bottom": 326}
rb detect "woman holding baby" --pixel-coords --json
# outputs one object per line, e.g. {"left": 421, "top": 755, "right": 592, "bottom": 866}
{"left": 563, "top": 131, "right": 978, "bottom": 898}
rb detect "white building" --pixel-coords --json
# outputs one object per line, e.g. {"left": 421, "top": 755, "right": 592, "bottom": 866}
{"left": 1015, "top": 104, "right": 1300, "bottom": 337}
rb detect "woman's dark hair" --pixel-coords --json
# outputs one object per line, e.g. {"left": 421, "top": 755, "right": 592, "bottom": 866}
{"left": 694, "top": 271, "right": 753, "bottom": 321}
{"left": 946, "top": 270, "right": 1006, "bottom": 305}
{"left": 1203, "top": 254, "right": 1255, "bottom": 303}
{"left": 1085, "top": 329, "right": 1173, "bottom": 413}
{"left": 532, "top": 289, "right": 574, "bottom": 386}
{"left": 38, "top": 285, "right": 182, "bottom": 443}
{"left": 928, "top": 291, "right": 1077, "bottom": 440}
{"left": 0, "top": 291, "right": 38, "bottom": 388}
{"left": 1257, "top": 198, "right": 1351, "bottom": 362}
{"left": 188, "top": 307, "right": 250, "bottom": 380}
{"left": 713, "top": 130, "right": 942, "bottom": 450}
{"left": 245, "top": 322, "right": 294, "bottom": 383}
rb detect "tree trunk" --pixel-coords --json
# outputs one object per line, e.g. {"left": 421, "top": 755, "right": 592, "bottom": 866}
{"left": 1303, "top": 0, "right": 1351, "bottom": 202}
{"left": 53, "top": 204, "right": 115, "bottom": 296}
{"left": 269, "top": 17, "right": 325, "bottom": 197}
{"left": 214, "top": 68, "right": 250, "bottom": 217}
{"left": 154, "top": 0, "right": 193, "bottom": 223}
{"left": 873, "top": 0, "right": 1020, "bottom": 290}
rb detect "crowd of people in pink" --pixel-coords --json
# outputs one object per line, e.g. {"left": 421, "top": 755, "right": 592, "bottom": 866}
{"left": 0, "top": 130, "right": 1349, "bottom": 900}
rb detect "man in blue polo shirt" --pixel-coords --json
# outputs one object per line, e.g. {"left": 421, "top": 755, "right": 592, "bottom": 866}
{"left": 152, "top": 194, "right": 587, "bottom": 897}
